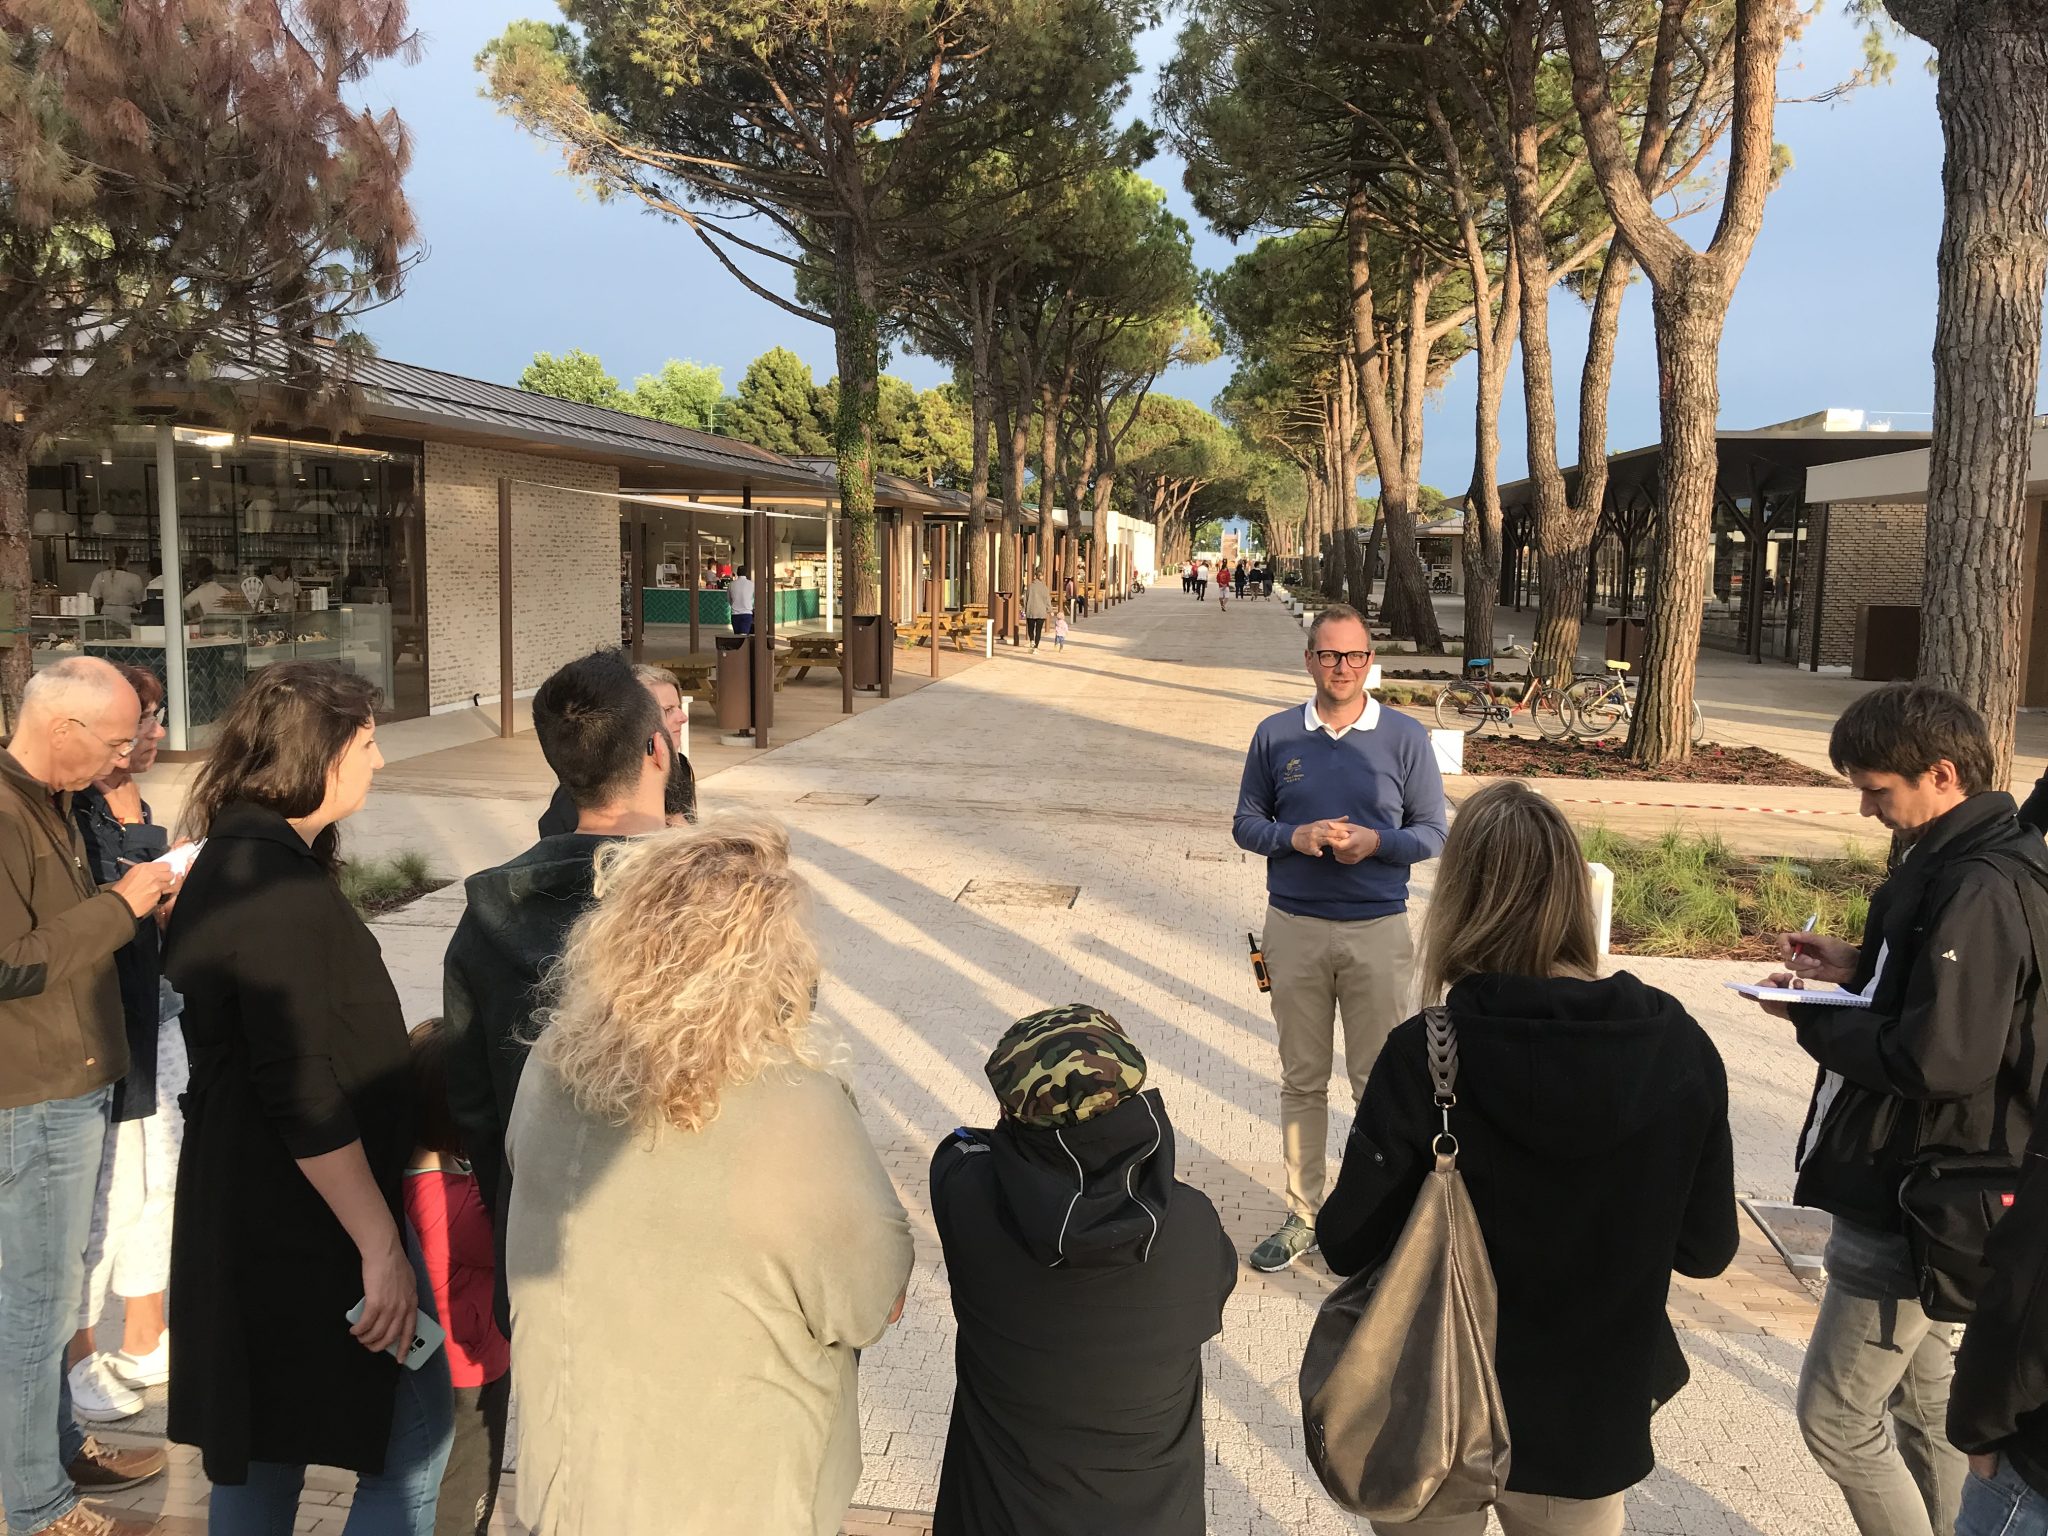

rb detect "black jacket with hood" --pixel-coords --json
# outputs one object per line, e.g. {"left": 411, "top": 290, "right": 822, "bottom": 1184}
{"left": 930, "top": 1090, "right": 1237, "bottom": 1536}
{"left": 442, "top": 832, "right": 620, "bottom": 1319}
{"left": 1317, "top": 972, "right": 1738, "bottom": 1501}
{"left": 1790, "top": 791, "right": 2048, "bottom": 1233}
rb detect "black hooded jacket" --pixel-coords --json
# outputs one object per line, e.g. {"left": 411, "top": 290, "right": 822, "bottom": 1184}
{"left": 1790, "top": 791, "right": 2048, "bottom": 1232}
{"left": 930, "top": 1091, "right": 1237, "bottom": 1536}
{"left": 1317, "top": 973, "right": 1738, "bottom": 1501}
{"left": 441, "top": 833, "right": 619, "bottom": 1305}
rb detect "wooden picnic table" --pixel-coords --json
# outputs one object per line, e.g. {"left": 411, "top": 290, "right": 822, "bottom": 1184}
{"left": 778, "top": 633, "right": 844, "bottom": 683}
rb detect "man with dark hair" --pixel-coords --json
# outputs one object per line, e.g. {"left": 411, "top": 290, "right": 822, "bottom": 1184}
{"left": 535, "top": 661, "right": 694, "bottom": 837}
{"left": 1232, "top": 601, "right": 1447, "bottom": 1272}
{"left": 442, "top": 650, "right": 674, "bottom": 1327}
{"left": 1754, "top": 683, "right": 2048, "bottom": 1536}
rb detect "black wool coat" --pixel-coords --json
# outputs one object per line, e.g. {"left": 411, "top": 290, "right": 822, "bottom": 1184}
{"left": 164, "top": 803, "right": 416, "bottom": 1484}
{"left": 1317, "top": 972, "right": 1739, "bottom": 1501}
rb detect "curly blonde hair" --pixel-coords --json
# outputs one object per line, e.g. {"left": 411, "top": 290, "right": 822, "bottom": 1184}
{"left": 534, "top": 814, "right": 824, "bottom": 1132}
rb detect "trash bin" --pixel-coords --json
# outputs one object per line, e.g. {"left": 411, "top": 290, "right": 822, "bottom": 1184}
{"left": 1853, "top": 603, "right": 1920, "bottom": 681}
{"left": 715, "top": 634, "right": 753, "bottom": 730}
{"left": 1604, "top": 616, "right": 1647, "bottom": 668}
{"left": 993, "top": 590, "right": 1015, "bottom": 639}
{"left": 850, "top": 615, "right": 892, "bottom": 690}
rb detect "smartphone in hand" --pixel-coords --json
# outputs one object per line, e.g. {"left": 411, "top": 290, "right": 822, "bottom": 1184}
{"left": 345, "top": 1299, "right": 446, "bottom": 1370}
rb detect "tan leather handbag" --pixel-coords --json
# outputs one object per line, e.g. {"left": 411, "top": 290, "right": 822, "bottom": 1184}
{"left": 1298, "top": 1006, "right": 1512, "bottom": 1521}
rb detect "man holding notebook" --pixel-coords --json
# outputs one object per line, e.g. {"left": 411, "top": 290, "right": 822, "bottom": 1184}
{"left": 1755, "top": 683, "right": 2048, "bottom": 1536}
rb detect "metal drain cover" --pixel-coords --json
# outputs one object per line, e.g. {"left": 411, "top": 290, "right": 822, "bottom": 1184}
{"left": 956, "top": 880, "right": 1080, "bottom": 910}
{"left": 797, "top": 792, "right": 878, "bottom": 807}
{"left": 1742, "top": 1198, "right": 1832, "bottom": 1278}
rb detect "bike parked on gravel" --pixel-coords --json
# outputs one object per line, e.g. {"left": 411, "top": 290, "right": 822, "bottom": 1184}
{"left": 1563, "top": 659, "right": 1706, "bottom": 745}
{"left": 1434, "top": 657, "right": 1575, "bottom": 739}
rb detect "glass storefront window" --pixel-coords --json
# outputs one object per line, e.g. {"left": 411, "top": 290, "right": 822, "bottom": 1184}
{"left": 28, "top": 426, "right": 427, "bottom": 745}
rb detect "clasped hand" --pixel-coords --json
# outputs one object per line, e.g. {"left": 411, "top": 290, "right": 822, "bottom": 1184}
{"left": 1291, "top": 816, "right": 1380, "bottom": 864}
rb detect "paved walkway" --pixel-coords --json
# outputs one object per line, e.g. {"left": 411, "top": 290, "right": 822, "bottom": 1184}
{"left": 94, "top": 589, "right": 1868, "bottom": 1534}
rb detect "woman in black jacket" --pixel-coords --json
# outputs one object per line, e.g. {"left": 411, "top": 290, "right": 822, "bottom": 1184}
{"left": 1317, "top": 781, "right": 1739, "bottom": 1536}
{"left": 164, "top": 663, "right": 451, "bottom": 1535}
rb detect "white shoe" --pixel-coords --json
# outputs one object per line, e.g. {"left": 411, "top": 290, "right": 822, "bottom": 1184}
{"left": 106, "top": 1334, "right": 168, "bottom": 1389}
{"left": 68, "top": 1356, "right": 144, "bottom": 1422}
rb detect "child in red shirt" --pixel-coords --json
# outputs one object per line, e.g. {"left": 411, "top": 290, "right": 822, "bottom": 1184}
{"left": 405, "top": 1018, "right": 512, "bottom": 1536}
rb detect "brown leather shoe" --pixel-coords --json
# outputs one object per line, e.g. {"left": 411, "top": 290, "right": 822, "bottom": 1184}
{"left": 31, "top": 1502, "right": 157, "bottom": 1535}
{"left": 65, "top": 1435, "right": 166, "bottom": 1493}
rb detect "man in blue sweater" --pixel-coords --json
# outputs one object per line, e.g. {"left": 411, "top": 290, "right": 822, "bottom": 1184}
{"left": 1233, "top": 603, "right": 1448, "bottom": 1270}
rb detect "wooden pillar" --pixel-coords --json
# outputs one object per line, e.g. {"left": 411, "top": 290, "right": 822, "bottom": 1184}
{"left": 749, "top": 494, "right": 772, "bottom": 749}
{"left": 498, "top": 477, "right": 515, "bottom": 739}
{"left": 686, "top": 508, "right": 700, "bottom": 659}
{"left": 880, "top": 510, "right": 895, "bottom": 700}
{"left": 839, "top": 515, "right": 855, "bottom": 714}
{"left": 930, "top": 521, "right": 944, "bottom": 681}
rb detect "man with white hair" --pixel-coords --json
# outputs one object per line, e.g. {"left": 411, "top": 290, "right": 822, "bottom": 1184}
{"left": 0, "top": 657, "right": 179, "bottom": 1536}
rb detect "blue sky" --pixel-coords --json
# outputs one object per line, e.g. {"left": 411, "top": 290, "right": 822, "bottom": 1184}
{"left": 362, "top": 6, "right": 2040, "bottom": 495}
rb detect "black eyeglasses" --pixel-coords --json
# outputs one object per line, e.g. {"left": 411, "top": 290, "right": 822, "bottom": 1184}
{"left": 1311, "top": 649, "right": 1372, "bottom": 670}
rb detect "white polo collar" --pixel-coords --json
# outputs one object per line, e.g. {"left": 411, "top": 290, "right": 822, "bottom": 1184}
{"left": 1304, "top": 695, "right": 1380, "bottom": 740}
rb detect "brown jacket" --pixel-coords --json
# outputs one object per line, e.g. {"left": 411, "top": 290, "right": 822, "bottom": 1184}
{"left": 0, "top": 748, "right": 139, "bottom": 1109}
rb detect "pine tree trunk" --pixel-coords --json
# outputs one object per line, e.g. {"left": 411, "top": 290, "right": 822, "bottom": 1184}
{"left": 1895, "top": 0, "right": 2048, "bottom": 788}
{"left": 1627, "top": 271, "right": 1726, "bottom": 765}
{"left": 0, "top": 428, "right": 30, "bottom": 722}
{"left": 831, "top": 229, "right": 882, "bottom": 611}
{"left": 966, "top": 289, "right": 995, "bottom": 606}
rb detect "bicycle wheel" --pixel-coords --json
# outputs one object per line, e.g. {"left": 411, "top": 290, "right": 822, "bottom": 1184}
{"left": 1435, "top": 682, "right": 1491, "bottom": 734}
{"left": 1565, "top": 677, "right": 1625, "bottom": 737}
{"left": 1690, "top": 700, "right": 1707, "bottom": 746}
{"left": 1530, "top": 684, "right": 1574, "bottom": 740}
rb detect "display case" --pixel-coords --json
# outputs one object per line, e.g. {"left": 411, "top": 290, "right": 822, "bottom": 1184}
{"left": 29, "top": 614, "right": 126, "bottom": 668}
{"left": 191, "top": 608, "right": 345, "bottom": 670}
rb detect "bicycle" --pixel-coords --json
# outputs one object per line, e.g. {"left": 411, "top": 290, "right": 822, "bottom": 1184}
{"left": 1429, "top": 569, "right": 1454, "bottom": 593}
{"left": 1433, "top": 657, "right": 1575, "bottom": 738}
{"left": 1563, "top": 660, "right": 1706, "bottom": 745}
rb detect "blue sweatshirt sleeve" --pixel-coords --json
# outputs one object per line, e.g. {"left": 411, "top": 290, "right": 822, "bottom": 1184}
{"left": 1374, "top": 729, "right": 1448, "bottom": 867}
{"left": 1233, "top": 727, "right": 1298, "bottom": 858}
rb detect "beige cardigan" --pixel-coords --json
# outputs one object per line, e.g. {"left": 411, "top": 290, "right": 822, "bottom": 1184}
{"left": 506, "top": 1056, "right": 912, "bottom": 1535}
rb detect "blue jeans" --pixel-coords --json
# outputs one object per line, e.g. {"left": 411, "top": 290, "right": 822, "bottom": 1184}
{"left": 0, "top": 1085, "right": 112, "bottom": 1533}
{"left": 208, "top": 1233, "right": 453, "bottom": 1536}
{"left": 1958, "top": 1458, "right": 2048, "bottom": 1536}
{"left": 731, "top": 613, "right": 754, "bottom": 635}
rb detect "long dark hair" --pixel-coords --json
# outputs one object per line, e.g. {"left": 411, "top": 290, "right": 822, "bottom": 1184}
{"left": 179, "top": 662, "right": 380, "bottom": 867}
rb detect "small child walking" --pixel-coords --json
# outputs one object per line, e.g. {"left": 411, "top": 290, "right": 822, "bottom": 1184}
{"left": 405, "top": 1018, "right": 512, "bottom": 1536}
{"left": 1053, "top": 611, "right": 1070, "bottom": 652}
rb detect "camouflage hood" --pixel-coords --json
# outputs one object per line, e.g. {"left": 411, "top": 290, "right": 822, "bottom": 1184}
{"left": 988, "top": 1088, "right": 1179, "bottom": 1269}
{"left": 984, "top": 1004, "right": 1147, "bottom": 1129}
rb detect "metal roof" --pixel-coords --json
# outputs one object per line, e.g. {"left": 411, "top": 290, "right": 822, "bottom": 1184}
{"left": 156, "top": 345, "right": 825, "bottom": 492}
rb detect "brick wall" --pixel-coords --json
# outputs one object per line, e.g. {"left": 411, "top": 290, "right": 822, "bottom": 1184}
{"left": 423, "top": 443, "right": 621, "bottom": 710}
{"left": 1811, "top": 500, "right": 1926, "bottom": 669}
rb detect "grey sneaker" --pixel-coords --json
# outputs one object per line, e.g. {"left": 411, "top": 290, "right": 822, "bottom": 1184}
{"left": 1250, "top": 1214, "right": 1319, "bottom": 1272}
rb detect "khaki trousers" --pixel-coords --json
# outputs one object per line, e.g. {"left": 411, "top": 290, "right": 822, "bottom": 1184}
{"left": 1263, "top": 904, "right": 1414, "bottom": 1220}
{"left": 1370, "top": 1491, "right": 1628, "bottom": 1536}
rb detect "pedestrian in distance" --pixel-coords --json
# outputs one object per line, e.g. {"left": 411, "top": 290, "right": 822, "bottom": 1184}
{"left": 1217, "top": 576, "right": 1228, "bottom": 614}
{"left": 1317, "top": 780, "right": 1738, "bottom": 1536}
{"left": 1749, "top": 683, "right": 2048, "bottom": 1536}
{"left": 0, "top": 657, "right": 179, "bottom": 1536}
{"left": 445, "top": 649, "right": 679, "bottom": 1332}
{"left": 1235, "top": 559, "right": 1248, "bottom": 600}
{"left": 1232, "top": 602, "right": 1448, "bottom": 1272}
{"left": 401, "top": 1019, "right": 510, "bottom": 1536}
{"left": 930, "top": 1006, "right": 1237, "bottom": 1536}
{"left": 505, "top": 816, "right": 912, "bottom": 1536}
{"left": 1052, "top": 611, "right": 1069, "bottom": 653}
{"left": 164, "top": 662, "right": 454, "bottom": 1534}
{"left": 1022, "top": 568, "right": 1052, "bottom": 651}
{"left": 727, "top": 563, "right": 756, "bottom": 635}
{"left": 67, "top": 664, "right": 186, "bottom": 1427}
{"left": 1195, "top": 560, "right": 1210, "bottom": 601}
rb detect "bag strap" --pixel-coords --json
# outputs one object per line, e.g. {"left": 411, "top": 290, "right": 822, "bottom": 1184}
{"left": 1424, "top": 1005, "right": 1459, "bottom": 1164}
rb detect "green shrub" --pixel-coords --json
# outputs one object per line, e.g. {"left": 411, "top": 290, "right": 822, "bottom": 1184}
{"left": 339, "top": 853, "right": 437, "bottom": 917}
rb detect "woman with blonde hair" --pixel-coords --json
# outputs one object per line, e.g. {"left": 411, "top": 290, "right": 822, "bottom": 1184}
{"left": 505, "top": 815, "right": 912, "bottom": 1536}
{"left": 1315, "top": 781, "right": 1739, "bottom": 1536}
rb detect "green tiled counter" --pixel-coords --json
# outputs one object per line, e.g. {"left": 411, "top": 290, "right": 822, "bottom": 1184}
{"left": 641, "top": 587, "right": 820, "bottom": 625}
